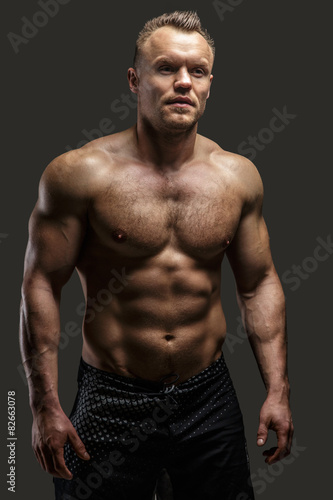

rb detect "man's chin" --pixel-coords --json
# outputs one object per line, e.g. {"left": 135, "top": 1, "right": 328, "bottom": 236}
{"left": 161, "top": 113, "right": 199, "bottom": 131}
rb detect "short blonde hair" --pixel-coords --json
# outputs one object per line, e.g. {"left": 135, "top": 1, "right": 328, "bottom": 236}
{"left": 134, "top": 11, "right": 215, "bottom": 68}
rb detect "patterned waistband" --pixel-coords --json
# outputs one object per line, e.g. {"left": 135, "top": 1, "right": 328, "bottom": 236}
{"left": 78, "top": 351, "right": 228, "bottom": 394}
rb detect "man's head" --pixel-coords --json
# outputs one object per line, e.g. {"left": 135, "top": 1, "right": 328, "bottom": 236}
{"left": 128, "top": 11, "right": 215, "bottom": 134}
{"left": 133, "top": 11, "right": 215, "bottom": 70}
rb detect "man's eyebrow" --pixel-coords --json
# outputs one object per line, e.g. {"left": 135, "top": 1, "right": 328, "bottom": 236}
{"left": 154, "top": 57, "right": 174, "bottom": 65}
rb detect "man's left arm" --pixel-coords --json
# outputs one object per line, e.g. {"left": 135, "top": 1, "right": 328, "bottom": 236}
{"left": 226, "top": 160, "right": 294, "bottom": 464}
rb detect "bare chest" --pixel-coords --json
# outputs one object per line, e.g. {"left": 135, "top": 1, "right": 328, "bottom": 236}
{"left": 88, "top": 165, "right": 242, "bottom": 258}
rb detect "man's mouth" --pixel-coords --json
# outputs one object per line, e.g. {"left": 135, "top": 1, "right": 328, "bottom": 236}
{"left": 167, "top": 97, "right": 194, "bottom": 107}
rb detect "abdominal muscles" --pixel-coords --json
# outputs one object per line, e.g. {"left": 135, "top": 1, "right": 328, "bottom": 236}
{"left": 81, "top": 263, "right": 227, "bottom": 381}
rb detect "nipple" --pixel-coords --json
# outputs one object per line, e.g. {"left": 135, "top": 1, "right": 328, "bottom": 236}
{"left": 111, "top": 228, "right": 128, "bottom": 243}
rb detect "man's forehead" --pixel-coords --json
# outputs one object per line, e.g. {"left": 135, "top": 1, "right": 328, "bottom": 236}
{"left": 141, "top": 26, "right": 214, "bottom": 64}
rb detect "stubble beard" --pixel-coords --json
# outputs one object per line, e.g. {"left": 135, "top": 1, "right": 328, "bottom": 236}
{"left": 159, "top": 104, "right": 204, "bottom": 132}
{"left": 139, "top": 99, "right": 207, "bottom": 137}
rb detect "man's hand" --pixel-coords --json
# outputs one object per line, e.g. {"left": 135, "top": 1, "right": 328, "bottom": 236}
{"left": 257, "top": 395, "right": 294, "bottom": 465}
{"left": 32, "top": 406, "right": 90, "bottom": 479}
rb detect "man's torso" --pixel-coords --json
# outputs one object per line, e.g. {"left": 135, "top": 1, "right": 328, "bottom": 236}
{"left": 70, "top": 127, "right": 247, "bottom": 382}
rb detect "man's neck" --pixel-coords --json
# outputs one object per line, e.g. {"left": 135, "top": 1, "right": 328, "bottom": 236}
{"left": 134, "top": 120, "right": 198, "bottom": 170}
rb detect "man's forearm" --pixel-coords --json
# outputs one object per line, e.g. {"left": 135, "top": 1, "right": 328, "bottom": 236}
{"left": 20, "top": 281, "right": 90, "bottom": 478}
{"left": 237, "top": 270, "right": 289, "bottom": 396}
{"left": 19, "top": 283, "right": 62, "bottom": 412}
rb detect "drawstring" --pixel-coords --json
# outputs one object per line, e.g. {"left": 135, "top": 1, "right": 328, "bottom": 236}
{"left": 159, "top": 373, "right": 180, "bottom": 394}
{"left": 123, "top": 373, "right": 180, "bottom": 405}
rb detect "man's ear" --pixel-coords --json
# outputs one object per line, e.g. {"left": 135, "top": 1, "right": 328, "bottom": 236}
{"left": 128, "top": 68, "right": 139, "bottom": 94}
{"left": 207, "top": 74, "right": 213, "bottom": 100}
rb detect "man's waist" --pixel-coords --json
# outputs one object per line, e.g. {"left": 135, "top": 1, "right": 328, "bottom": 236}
{"left": 82, "top": 319, "right": 227, "bottom": 381}
{"left": 78, "top": 351, "right": 228, "bottom": 393}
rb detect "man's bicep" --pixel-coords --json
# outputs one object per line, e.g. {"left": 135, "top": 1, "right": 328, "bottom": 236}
{"left": 25, "top": 207, "right": 86, "bottom": 287}
{"left": 23, "top": 161, "right": 88, "bottom": 291}
{"left": 227, "top": 210, "right": 274, "bottom": 295}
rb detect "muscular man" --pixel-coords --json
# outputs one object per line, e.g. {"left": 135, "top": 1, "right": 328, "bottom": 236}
{"left": 20, "top": 11, "right": 293, "bottom": 500}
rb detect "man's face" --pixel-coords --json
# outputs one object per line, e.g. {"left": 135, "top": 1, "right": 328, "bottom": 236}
{"left": 128, "top": 26, "right": 214, "bottom": 133}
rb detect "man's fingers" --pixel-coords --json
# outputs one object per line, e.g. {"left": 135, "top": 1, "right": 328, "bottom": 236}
{"left": 264, "top": 447, "right": 287, "bottom": 464}
{"left": 40, "top": 445, "right": 61, "bottom": 477}
{"left": 274, "top": 424, "right": 291, "bottom": 461}
{"left": 257, "top": 422, "right": 268, "bottom": 446}
{"left": 263, "top": 433, "right": 290, "bottom": 465}
{"left": 259, "top": 419, "right": 293, "bottom": 464}
{"left": 288, "top": 420, "right": 294, "bottom": 452}
{"left": 51, "top": 447, "right": 73, "bottom": 480}
{"left": 257, "top": 399, "right": 294, "bottom": 464}
{"left": 34, "top": 447, "right": 47, "bottom": 472}
{"left": 68, "top": 430, "right": 90, "bottom": 461}
{"left": 262, "top": 446, "right": 278, "bottom": 464}
{"left": 42, "top": 443, "right": 73, "bottom": 479}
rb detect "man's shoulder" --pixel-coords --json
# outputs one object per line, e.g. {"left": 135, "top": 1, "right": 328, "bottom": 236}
{"left": 41, "top": 130, "right": 129, "bottom": 195}
{"left": 207, "top": 139, "right": 258, "bottom": 176}
{"left": 46, "top": 133, "right": 122, "bottom": 176}
{"left": 200, "top": 135, "right": 264, "bottom": 201}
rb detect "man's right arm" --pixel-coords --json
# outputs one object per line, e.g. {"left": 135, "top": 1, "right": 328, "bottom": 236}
{"left": 19, "top": 152, "right": 91, "bottom": 479}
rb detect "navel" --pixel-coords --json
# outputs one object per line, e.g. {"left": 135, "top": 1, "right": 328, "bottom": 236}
{"left": 111, "top": 228, "right": 128, "bottom": 243}
{"left": 164, "top": 335, "right": 174, "bottom": 341}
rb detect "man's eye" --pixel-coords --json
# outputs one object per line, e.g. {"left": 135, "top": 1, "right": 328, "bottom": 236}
{"left": 159, "top": 66, "right": 173, "bottom": 73}
{"left": 193, "top": 68, "right": 205, "bottom": 76}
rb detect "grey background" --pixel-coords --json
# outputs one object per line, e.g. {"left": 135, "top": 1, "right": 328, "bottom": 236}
{"left": 2, "top": 0, "right": 331, "bottom": 498}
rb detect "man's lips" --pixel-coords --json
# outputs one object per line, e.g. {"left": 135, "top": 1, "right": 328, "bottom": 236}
{"left": 167, "top": 97, "right": 194, "bottom": 106}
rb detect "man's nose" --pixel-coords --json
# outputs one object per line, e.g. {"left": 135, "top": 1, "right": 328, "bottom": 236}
{"left": 174, "top": 68, "right": 192, "bottom": 90}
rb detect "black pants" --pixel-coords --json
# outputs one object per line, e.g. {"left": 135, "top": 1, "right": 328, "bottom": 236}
{"left": 54, "top": 353, "right": 255, "bottom": 500}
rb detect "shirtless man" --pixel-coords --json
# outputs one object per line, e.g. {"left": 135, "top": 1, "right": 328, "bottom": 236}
{"left": 20, "top": 11, "right": 293, "bottom": 500}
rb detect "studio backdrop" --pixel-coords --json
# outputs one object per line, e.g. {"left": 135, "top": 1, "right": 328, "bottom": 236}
{"left": 2, "top": 1, "right": 331, "bottom": 499}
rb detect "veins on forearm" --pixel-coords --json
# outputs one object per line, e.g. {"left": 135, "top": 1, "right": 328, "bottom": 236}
{"left": 237, "top": 275, "right": 288, "bottom": 392}
{"left": 238, "top": 275, "right": 286, "bottom": 341}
